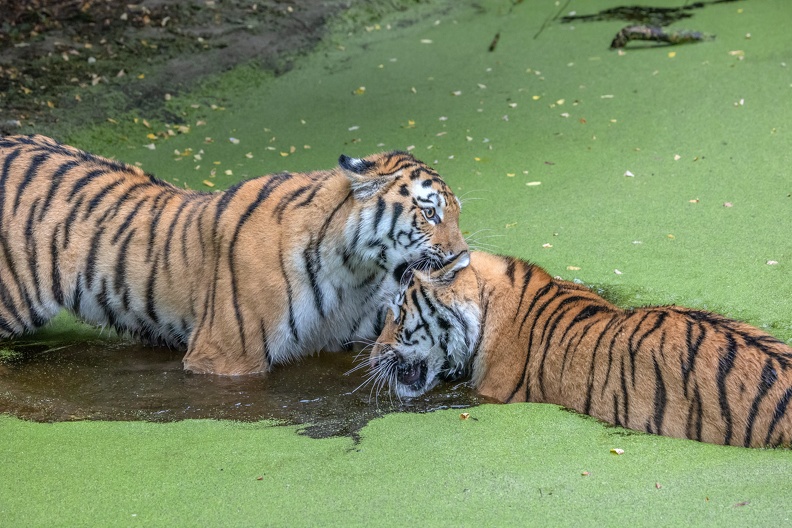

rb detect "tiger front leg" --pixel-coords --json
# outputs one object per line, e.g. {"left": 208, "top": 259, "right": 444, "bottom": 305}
{"left": 183, "top": 290, "right": 269, "bottom": 375}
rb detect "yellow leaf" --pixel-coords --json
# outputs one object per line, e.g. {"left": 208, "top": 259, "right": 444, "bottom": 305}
{"left": 202, "top": 180, "right": 215, "bottom": 187}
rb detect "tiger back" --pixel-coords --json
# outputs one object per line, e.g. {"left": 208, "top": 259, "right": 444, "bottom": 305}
{"left": 371, "top": 251, "right": 792, "bottom": 448}
{"left": 0, "top": 135, "right": 468, "bottom": 375}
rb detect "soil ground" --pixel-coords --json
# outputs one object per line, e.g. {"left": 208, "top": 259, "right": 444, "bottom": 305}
{"left": 0, "top": 0, "right": 418, "bottom": 135}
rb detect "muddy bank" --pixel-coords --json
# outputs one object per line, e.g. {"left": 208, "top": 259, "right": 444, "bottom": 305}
{"left": 0, "top": 0, "right": 433, "bottom": 136}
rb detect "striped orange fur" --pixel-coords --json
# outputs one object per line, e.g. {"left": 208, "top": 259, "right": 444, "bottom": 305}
{"left": 0, "top": 135, "right": 468, "bottom": 375}
{"left": 371, "top": 251, "right": 792, "bottom": 448}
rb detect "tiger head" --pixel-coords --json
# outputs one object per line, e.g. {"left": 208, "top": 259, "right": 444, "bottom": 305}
{"left": 369, "top": 252, "right": 481, "bottom": 398}
{"left": 338, "top": 152, "right": 468, "bottom": 280}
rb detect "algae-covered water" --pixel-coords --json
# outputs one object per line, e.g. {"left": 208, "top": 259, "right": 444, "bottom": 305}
{"left": 2, "top": 0, "right": 792, "bottom": 525}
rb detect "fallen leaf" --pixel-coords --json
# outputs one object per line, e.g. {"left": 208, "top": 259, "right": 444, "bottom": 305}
{"left": 767, "top": 260, "right": 779, "bottom": 265}
{"left": 723, "top": 202, "right": 733, "bottom": 207}
{"left": 624, "top": 170, "right": 635, "bottom": 177}
{"left": 581, "top": 471, "right": 590, "bottom": 476}
{"left": 567, "top": 266, "right": 581, "bottom": 271}
{"left": 460, "top": 413, "right": 470, "bottom": 420}
{"left": 526, "top": 181, "right": 541, "bottom": 186}
{"left": 202, "top": 180, "right": 215, "bottom": 187}
{"left": 610, "top": 448, "right": 624, "bottom": 455}
{"left": 614, "top": 269, "right": 623, "bottom": 275}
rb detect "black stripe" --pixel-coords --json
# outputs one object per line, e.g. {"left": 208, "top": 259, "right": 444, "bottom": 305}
{"left": 583, "top": 316, "right": 620, "bottom": 415}
{"left": 559, "top": 317, "right": 600, "bottom": 386}
{"left": 145, "top": 254, "right": 160, "bottom": 325}
{"left": 212, "top": 179, "right": 245, "bottom": 235}
{"left": 163, "top": 198, "right": 191, "bottom": 275}
{"left": 373, "top": 195, "right": 386, "bottom": 233}
{"left": 295, "top": 180, "right": 325, "bottom": 208}
{"left": 227, "top": 173, "right": 294, "bottom": 354}
{"left": 507, "top": 282, "right": 555, "bottom": 402}
{"left": 70, "top": 273, "right": 83, "bottom": 313}
{"left": 303, "top": 240, "right": 325, "bottom": 319}
{"left": 14, "top": 152, "right": 50, "bottom": 215}
{"left": 180, "top": 199, "right": 203, "bottom": 265}
{"left": 505, "top": 258, "right": 516, "bottom": 286}
{"left": 84, "top": 226, "right": 106, "bottom": 289}
{"left": 112, "top": 195, "right": 149, "bottom": 244}
{"left": 82, "top": 179, "right": 125, "bottom": 220}
{"left": 50, "top": 227, "right": 63, "bottom": 305}
{"left": 764, "top": 387, "right": 792, "bottom": 446}
{"left": 62, "top": 195, "right": 85, "bottom": 248}
{"left": 628, "top": 311, "right": 667, "bottom": 388}
{"left": 24, "top": 198, "right": 45, "bottom": 307}
{"left": 39, "top": 160, "right": 80, "bottom": 221}
{"left": 115, "top": 229, "right": 136, "bottom": 310}
{"left": 682, "top": 319, "right": 706, "bottom": 398}
{"left": 0, "top": 147, "right": 22, "bottom": 216}
{"left": 146, "top": 193, "right": 176, "bottom": 261}
{"left": 274, "top": 184, "right": 310, "bottom": 222}
{"left": 68, "top": 169, "right": 107, "bottom": 198}
{"left": 716, "top": 333, "right": 738, "bottom": 445}
{"left": 685, "top": 384, "right": 703, "bottom": 442}
{"left": 619, "top": 357, "right": 630, "bottom": 427}
{"left": 744, "top": 358, "right": 778, "bottom": 447}
{"left": 652, "top": 350, "right": 667, "bottom": 435}
{"left": 513, "top": 264, "right": 535, "bottom": 321}
{"left": 537, "top": 295, "right": 589, "bottom": 398}
{"left": 279, "top": 244, "right": 300, "bottom": 345}
{"left": 386, "top": 201, "right": 404, "bottom": 244}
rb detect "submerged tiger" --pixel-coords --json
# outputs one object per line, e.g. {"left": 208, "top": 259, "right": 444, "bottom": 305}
{"left": 0, "top": 134, "right": 468, "bottom": 375}
{"left": 370, "top": 251, "right": 792, "bottom": 448}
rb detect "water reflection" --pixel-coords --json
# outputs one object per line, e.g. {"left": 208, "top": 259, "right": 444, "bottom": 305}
{"left": 0, "top": 340, "right": 481, "bottom": 438}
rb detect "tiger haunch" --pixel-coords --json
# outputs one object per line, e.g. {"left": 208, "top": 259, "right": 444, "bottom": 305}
{"left": 371, "top": 251, "right": 792, "bottom": 448}
{"left": 0, "top": 135, "right": 468, "bottom": 375}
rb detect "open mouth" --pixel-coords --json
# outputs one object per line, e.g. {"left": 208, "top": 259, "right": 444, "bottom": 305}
{"left": 397, "top": 360, "right": 427, "bottom": 390}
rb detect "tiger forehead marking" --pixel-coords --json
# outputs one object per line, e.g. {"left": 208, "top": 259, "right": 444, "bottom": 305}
{"left": 0, "top": 136, "right": 468, "bottom": 377}
{"left": 370, "top": 251, "right": 792, "bottom": 448}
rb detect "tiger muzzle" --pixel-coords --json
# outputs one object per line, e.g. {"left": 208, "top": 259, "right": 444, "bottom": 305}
{"left": 396, "top": 359, "right": 428, "bottom": 389}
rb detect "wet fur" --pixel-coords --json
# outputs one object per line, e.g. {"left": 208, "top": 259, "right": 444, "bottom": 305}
{"left": 0, "top": 135, "right": 468, "bottom": 375}
{"left": 373, "top": 251, "right": 792, "bottom": 448}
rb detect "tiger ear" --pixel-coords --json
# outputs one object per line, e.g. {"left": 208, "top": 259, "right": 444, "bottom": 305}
{"left": 339, "top": 154, "right": 392, "bottom": 200}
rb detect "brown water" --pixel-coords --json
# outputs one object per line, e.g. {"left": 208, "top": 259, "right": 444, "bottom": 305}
{"left": 0, "top": 339, "right": 481, "bottom": 438}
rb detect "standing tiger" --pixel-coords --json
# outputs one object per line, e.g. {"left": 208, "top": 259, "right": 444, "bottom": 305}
{"left": 370, "top": 251, "right": 792, "bottom": 448}
{"left": 0, "top": 134, "right": 468, "bottom": 375}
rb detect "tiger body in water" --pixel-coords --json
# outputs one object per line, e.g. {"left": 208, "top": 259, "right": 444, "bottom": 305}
{"left": 371, "top": 251, "right": 792, "bottom": 448}
{"left": 0, "top": 135, "right": 468, "bottom": 375}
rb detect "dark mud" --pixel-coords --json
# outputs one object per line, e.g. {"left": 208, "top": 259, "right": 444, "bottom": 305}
{"left": 0, "top": 340, "right": 481, "bottom": 438}
{"left": 0, "top": 0, "right": 431, "bottom": 136}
